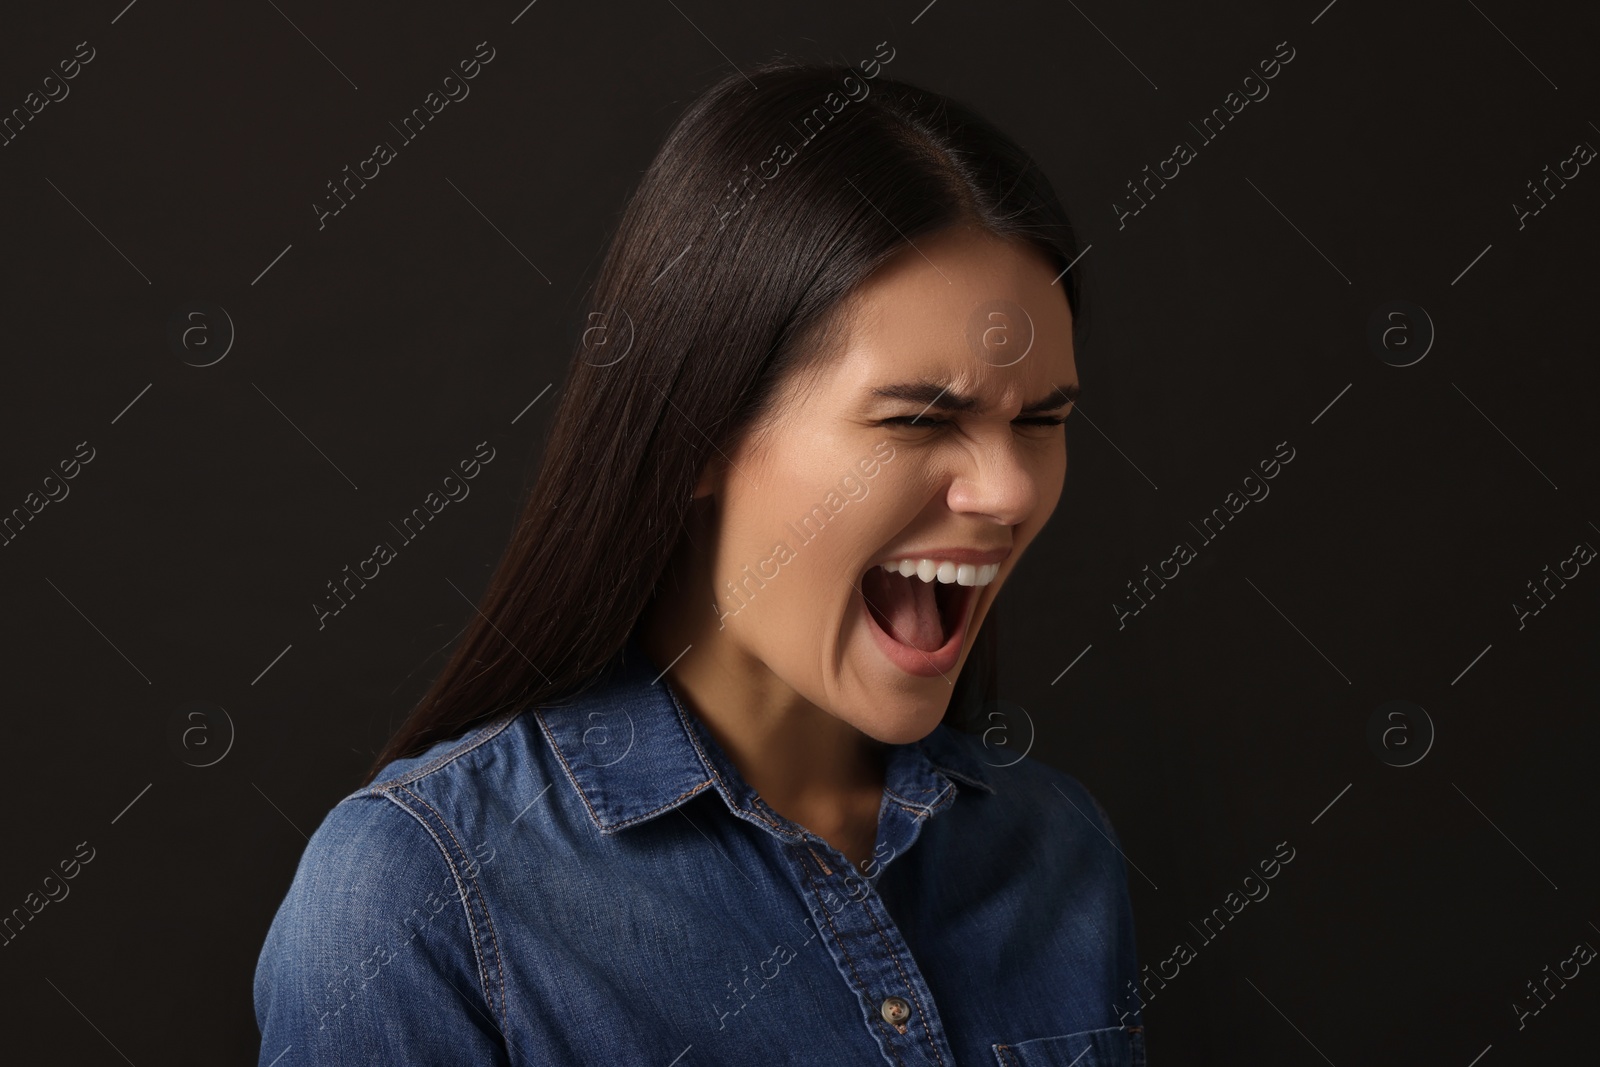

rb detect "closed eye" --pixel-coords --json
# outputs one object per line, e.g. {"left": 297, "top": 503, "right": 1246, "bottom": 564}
{"left": 879, "top": 415, "right": 1068, "bottom": 428}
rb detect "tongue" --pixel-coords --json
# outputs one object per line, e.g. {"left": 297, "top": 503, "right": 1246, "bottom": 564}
{"left": 863, "top": 568, "right": 946, "bottom": 652}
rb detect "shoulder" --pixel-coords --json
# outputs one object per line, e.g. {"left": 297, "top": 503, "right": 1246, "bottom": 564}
{"left": 252, "top": 716, "right": 536, "bottom": 1063}
{"left": 1010, "top": 753, "right": 1127, "bottom": 847}
{"left": 360, "top": 709, "right": 531, "bottom": 797}
{"left": 929, "top": 723, "right": 1126, "bottom": 842}
{"left": 929, "top": 724, "right": 1133, "bottom": 879}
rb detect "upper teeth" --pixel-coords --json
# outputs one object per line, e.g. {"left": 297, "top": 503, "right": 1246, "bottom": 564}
{"left": 880, "top": 559, "right": 1000, "bottom": 587}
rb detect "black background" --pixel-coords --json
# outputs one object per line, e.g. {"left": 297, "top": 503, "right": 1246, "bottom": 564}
{"left": 2, "top": 0, "right": 1597, "bottom": 1063}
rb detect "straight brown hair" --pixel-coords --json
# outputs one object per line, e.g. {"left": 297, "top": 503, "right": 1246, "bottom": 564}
{"left": 362, "top": 53, "right": 1085, "bottom": 786}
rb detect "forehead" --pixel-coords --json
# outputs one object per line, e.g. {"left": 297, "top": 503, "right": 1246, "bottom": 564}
{"left": 825, "top": 224, "right": 1077, "bottom": 402}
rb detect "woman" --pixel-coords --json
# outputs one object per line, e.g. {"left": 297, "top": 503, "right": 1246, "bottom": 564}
{"left": 254, "top": 53, "right": 1145, "bottom": 1066}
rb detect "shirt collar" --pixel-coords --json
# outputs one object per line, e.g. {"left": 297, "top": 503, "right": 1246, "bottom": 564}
{"left": 533, "top": 631, "right": 996, "bottom": 839}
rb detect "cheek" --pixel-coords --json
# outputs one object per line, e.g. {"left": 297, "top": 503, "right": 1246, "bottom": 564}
{"left": 1035, "top": 440, "right": 1068, "bottom": 509}
{"left": 1042, "top": 452, "right": 1068, "bottom": 514}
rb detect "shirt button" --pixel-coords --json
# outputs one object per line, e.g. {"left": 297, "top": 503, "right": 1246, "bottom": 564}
{"left": 880, "top": 996, "right": 912, "bottom": 1026}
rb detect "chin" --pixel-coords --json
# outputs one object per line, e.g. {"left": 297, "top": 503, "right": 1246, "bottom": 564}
{"left": 845, "top": 690, "right": 958, "bottom": 745}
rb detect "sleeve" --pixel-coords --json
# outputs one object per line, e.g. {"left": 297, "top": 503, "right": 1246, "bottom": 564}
{"left": 1051, "top": 770, "right": 1144, "bottom": 1031}
{"left": 252, "top": 792, "right": 510, "bottom": 1066}
{"left": 1085, "top": 786, "right": 1143, "bottom": 1029}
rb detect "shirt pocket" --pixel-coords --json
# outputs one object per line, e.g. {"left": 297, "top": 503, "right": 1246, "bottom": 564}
{"left": 993, "top": 1024, "right": 1147, "bottom": 1067}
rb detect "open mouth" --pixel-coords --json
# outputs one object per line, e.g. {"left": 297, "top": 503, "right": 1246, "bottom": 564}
{"left": 861, "top": 566, "right": 971, "bottom": 651}
{"left": 859, "top": 560, "right": 994, "bottom": 677}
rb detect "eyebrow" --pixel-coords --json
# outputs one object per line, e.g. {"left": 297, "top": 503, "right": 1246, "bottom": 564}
{"left": 868, "top": 380, "right": 1081, "bottom": 415}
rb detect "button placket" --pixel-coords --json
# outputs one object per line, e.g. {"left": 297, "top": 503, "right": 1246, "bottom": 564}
{"left": 791, "top": 839, "right": 954, "bottom": 1067}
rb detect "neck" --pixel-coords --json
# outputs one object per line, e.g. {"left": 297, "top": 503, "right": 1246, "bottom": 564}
{"left": 635, "top": 518, "right": 886, "bottom": 826}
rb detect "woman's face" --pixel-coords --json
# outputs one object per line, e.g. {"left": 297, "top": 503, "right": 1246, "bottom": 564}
{"left": 700, "top": 222, "right": 1078, "bottom": 744}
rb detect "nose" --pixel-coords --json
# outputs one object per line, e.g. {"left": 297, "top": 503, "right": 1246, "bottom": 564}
{"left": 943, "top": 432, "right": 1048, "bottom": 526}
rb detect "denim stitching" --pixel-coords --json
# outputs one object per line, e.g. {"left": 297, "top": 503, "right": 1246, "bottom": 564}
{"left": 360, "top": 712, "right": 523, "bottom": 796}
{"left": 882, "top": 783, "right": 952, "bottom": 817}
{"left": 384, "top": 783, "right": 502, "bottom": 1036}
{"left": 606, "top": 781, "right": 717, "bottom": 831}
{"left": 532, "top": 707, "right": 715, "bottom": 833}
{"left": 859, "top": 894, "right": 949, "bottom": 1067}
{"left": 793, "top": 846, "right": 909, "bottom": 1067}
{"left": 396, "top": 785, "right": 509, "bottom": 1035}
{"left": 664, "top": 684, "right": 795, "bottom": 836}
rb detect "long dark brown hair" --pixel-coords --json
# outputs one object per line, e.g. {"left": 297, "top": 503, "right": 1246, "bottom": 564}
{"left": 361, "top": 53, "right": 1086, "bottom": 786}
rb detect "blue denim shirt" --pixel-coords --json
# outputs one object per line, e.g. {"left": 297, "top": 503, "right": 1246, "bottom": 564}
{"left": 254, "top": 634, "right": 1145, "bottom": 1065}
